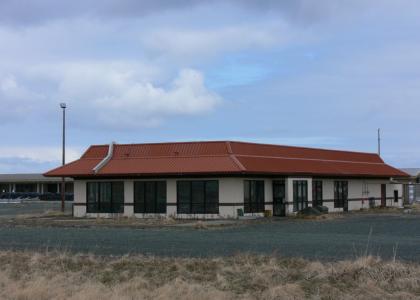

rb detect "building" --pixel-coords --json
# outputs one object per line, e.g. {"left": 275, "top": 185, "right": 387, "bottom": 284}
{"left": 399, "top": 168, "right": 420, "bottom": 204}
{"left": 44, "top": 141, "right": 408, "bottom": 218}
{"left": 0, "top": 174, "right": 74, "bottom": 194}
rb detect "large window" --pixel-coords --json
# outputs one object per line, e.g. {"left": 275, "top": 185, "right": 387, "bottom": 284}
{"left": 134, "top": 181, "right": 166, "bottom": 214}
{"left": 86, "top": 182, "right": 124, "bottom": 213}
{"left": 293, "top": 180, "right": 308, "bottom": 212}
{"left": 244, "top": 180, "right": 265, "bottom": 213}
{"left": 177, "top": 180, "right": 219, "bottom": 214}
{"left": 312, "top": 180, "right": 323, "bottom": 207}
{"left": 15, "top": 183, "right": 37, "bottom": 193}
{"left": 0, "top": 184, "right": 10, "bottom": 193}
{"left": 334, "top": 181, "right": 348, "bottom": 208}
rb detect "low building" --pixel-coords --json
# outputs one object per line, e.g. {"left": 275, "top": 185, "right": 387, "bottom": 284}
{"left": 44, "top": 141, "right": 408, "bottom": 218}
{"left": 0, "top": 174, "right": 74, "bottom": 194}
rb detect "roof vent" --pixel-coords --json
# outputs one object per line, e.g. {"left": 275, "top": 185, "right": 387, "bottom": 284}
{"left": 93, "top": 141, "right": 116, "bottom": 174}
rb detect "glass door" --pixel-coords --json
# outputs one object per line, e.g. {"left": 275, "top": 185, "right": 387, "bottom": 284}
{"left": 273, "top": 180, "right": 286, "bottom": 216}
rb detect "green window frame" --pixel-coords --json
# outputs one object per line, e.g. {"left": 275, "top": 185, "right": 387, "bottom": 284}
{"left": 293, "top": 180, "right": 308, "bottom": 212}
{"left": 134, "top": 181, "right": 167, "bottom": 214}
{"left": 244, "top": 180, "right": 265, "bottom": 213}
{"left": 312, "top": 180, "right": 323, "bottom": 207}
{"left": 86, "top": 182, "right": 124, "bottom": 213}
{"left": 177, "top": 180, "right": 219, "bottom": 214}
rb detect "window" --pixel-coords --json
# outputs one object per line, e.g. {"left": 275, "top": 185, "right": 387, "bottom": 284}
{"left": 0, "top": 184, "right": 10, "bottom": 193}
{"left": 244, "top": 180, "right": 265, "bottom": 213}
{"left": 394, "top": 190, "right": 399, "bottom": 203}
{"left": 312, "top": 180, "right": 323, "bottom": 207}
{"left": 134, "top": 181, "right": 166, "bottom": 213}
{"left": 177, "top": 180, "right": 219, "bottom": 214}
{"left": 86, "top": 182, "right": 124, "bottom": 213}
{"left": 334, "top": 181, "right": 348, "bottom": 208}
{"left": 15, "top": 183, "right": 37, "bottom": 193}
{"left": 362, "top": 182, "right": 370, "bottom": 196}
{"left": 293, "top": 181, "right": 308, "bottom": 212}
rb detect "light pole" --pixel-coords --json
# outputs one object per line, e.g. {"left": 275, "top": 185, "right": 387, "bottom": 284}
{"left": 60, "top": 102, "right": 66, "bottom": 213}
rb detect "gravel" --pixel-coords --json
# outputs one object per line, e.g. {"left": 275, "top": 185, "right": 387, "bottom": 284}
{"left": 0, "top": 202, "right": 419, "bottom": 261}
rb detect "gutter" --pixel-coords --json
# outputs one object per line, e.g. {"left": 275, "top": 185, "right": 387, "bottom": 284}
{"left": 92, "top": 141, "right": 116, "bottom": 174}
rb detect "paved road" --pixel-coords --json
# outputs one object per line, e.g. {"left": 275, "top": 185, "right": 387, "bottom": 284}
{"left": 0, "top": 212, "right": 419, "bottom": 261}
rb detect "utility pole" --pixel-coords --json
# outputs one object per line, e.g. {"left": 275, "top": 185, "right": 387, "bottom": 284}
{"left": 377, "top": 128, "right": 381, "bottom": 156}
{"left": 60, "top": 103, "right": 67, "bottom": 213}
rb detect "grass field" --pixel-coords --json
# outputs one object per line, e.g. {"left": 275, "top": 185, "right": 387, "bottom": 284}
{"left": 0, "top": 251, "right": 419, "bottom": 299}
{"left": 1, "top": 203, "right": 420, "bottom": 298}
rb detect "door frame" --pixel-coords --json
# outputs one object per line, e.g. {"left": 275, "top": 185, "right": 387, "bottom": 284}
{"left": 312, "top": 180, "right": 323, "bottom": 207}
{"left": 381, "top": 184, "right": 386, "bottom": 207}
{"left": 272, "top": 180, "right": 286, "bottom": 216}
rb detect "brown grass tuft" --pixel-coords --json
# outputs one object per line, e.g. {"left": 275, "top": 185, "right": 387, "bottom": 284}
{"left": 0, "top": 251, "right": 419, "bottom": 299}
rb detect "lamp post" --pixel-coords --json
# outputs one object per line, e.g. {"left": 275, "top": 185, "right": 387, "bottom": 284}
{"left": 60, "top": 102, "right": 66, "bottom": 213}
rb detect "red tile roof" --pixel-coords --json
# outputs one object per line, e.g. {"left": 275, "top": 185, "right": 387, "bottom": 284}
{"left": 44, "top": 141, "right": 408, "bottom": 178}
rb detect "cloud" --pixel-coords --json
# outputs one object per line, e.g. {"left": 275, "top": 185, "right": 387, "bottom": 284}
{"left": 53, "top": 66, "right": 221, "bottom": 128}
{"left": 0, "top": 0, "right": 375, "bottom": 27}
{"left": 2, "top": 0, "right": 413, "bottom": 28}
{"left": 141, "top": 23, "right": 290, "bottom": 58}
{"left": 0, "top": 60, "right": 221, "bottom": 129}
{"left": 0, "top": 0, "right": 198, "bottom": 26}
{"left": 0, "top": 146, "right": 81, "bottom": 164}
{"left": 0, "top": 74, "right": 45, "bottom": 123}
{"left": 87, "top": 68, "right": 222, "bottom": 128}
{"left": 0, "top": 0, "right": 419, "bottom": 171}
{"left": 0, "top": 75, "right": 17, "bottom": 91}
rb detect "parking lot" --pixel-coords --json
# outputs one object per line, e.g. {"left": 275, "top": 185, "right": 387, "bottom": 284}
{"left": 0, "top": 201, "right": 72, "bottom": 217}
{"left": 0, "top": 201, "right": 419, "bottom": 261}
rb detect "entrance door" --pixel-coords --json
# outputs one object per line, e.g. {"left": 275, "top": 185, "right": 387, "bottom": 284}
{"left": 343, "top": 182, "right": 349, "bottom": 212}
{"left": 312, "top": 180, "right": 323, "bottom": 207}
{"left": 381, "top": 184, "right": 386, "bottom": 207}
{"left": 273, "top": 180, "right": 286, "bottom": 216}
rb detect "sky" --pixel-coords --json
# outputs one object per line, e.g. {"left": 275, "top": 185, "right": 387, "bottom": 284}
{"left": 0, "top": 0, "right": 419, "bottom": 173}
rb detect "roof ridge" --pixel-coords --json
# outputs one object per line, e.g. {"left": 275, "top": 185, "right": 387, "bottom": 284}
{"left": 111, "top": 154, "right": 231, "bottom": 159}
{"left": 225, "top": 141, "right": 233, "bottom": 154}
{"left": 235, "top": 154, "right": 385, "bottom": 165}
{"left": 86, "top": 140, "right": 381, "bottom": 157}
{"left": 229, "top": 140, "right": 380, "bottom": 156}
{"left": 88, "top": 140, "right": 230, "bottom": 148}
{"left": 230, "top": 155, "right": 246, "bottom": 171}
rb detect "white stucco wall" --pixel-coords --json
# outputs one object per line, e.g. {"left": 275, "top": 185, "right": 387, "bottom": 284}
{"left": 318, "top": 179, "right": 403, "bottom": 212}
{"left": 72, "top": 177, "right": 404, "bottom": 218}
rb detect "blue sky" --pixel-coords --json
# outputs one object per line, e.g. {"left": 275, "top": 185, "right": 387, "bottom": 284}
{"left": 0, "top": 0, "right": 419, "bottom": 172}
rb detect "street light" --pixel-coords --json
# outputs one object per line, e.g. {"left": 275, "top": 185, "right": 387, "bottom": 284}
{"left": 60, "top": 102, "right": 66, "bottom": 213}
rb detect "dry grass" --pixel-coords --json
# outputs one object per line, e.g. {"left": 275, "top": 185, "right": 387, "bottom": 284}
{"left": 293, "top": 213, "right": 344, "bottom": 221}
{"left": 410, "top": 202, "right": 420, "bottom": 213}
{"left": 5, "top": 215, "right": 194, "bottom": 229}
{"left": 357, "top": 206, "right": 404, "bottom": 214}
{"left": 0, "top": 251, "right": 419, "bottom": 300}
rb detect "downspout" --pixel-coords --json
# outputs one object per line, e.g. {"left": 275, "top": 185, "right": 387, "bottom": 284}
{"left": 93, "top": 142, "right": 116, "bottom": 174}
